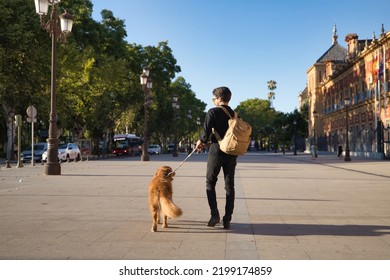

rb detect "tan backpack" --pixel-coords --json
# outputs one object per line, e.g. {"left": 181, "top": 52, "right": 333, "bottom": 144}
{"left": 213, "top": 106, "right": 252, "bottom": 156}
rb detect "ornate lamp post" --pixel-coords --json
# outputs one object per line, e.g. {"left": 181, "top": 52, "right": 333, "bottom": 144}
{"left": 196, "top": 116, "right": 201, "bottom": 153}
{"left": 196, "top": 117, "right": 201, "bottom": 138}
{"left": 344, "top": 97, "right": 351, "bottom": 161}
{"left": 313, "top": 110, "right": 319, "bottom": 158}
{"left": 293, "top": 119, "right": 297, "bottom": 155}
{"left": 187, "top": 110, "right": 192, "bottom": 152}
{"left": 34, "top": 0, "right": 73, "bottom": 175}
{"left": 140, "top": 67, "right": 153, "bottom": 161}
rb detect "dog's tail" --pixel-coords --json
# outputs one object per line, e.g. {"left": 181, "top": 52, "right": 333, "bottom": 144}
{"left": 160, "top": 196, "right": 182, "bottom": 218}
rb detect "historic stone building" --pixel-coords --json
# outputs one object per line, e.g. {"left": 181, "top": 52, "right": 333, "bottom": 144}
{"left": 307, "top": 25, "right": 390, "bottom": 159}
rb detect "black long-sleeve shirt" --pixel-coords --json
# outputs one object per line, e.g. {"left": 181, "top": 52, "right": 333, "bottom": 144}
{"left": 199, "top": 105, "right": 235, "bottom": 144}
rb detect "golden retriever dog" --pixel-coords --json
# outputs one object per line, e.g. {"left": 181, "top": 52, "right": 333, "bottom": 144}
{"left": 148, "top": 166, "right": 182, "bottom": 232}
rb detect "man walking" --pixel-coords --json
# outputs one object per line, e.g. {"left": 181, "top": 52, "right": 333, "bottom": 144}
{"left": 195, "top": 86, "right": 237, "bottom": 229}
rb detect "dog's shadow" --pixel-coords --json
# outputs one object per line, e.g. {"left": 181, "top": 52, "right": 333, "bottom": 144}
{"left": 156, "top": 219, "right": 228, "bottom": 233}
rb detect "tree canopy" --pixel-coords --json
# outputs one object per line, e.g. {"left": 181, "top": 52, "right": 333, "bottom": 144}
{"left": 0, "top": 0, "right": 207, "bottom": 156}
{"left": 0, "top": 0, "right": 305, "bottom": 157}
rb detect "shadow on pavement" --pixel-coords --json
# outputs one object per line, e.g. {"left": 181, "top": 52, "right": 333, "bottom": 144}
{"left": 230, "top": 223, "right": 390, "bottom": 237}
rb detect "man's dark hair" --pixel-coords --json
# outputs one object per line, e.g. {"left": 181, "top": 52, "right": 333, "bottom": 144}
{"left": 213, "top": 87, "right": 232, "bottom": 102}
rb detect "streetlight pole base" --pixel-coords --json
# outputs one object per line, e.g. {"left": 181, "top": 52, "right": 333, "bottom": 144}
{"left": 344, "top": 150, "right": 351, "bottom": 162}
{"left": 44, "top": 162, "right": 61, "bottom": 175}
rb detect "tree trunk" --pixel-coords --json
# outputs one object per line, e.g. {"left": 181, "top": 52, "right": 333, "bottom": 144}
{"left": 2, "top": 104, "right": 15, "bottom": 160}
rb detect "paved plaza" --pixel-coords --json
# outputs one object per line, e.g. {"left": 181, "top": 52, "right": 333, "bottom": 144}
{"left": 0, "top": 152, "right": 389, "bottom": 260}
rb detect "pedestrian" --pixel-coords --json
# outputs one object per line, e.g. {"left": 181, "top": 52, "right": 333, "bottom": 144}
{"left": 195, "top": 86, "right": 237, "bottom": 229}
{"left": 338, "top": 145, "right": 343, "bottom": 158}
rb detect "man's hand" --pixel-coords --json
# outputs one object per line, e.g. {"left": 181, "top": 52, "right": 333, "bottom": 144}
{"left": 195, "top": 140, "right": 206, "bottom": 151}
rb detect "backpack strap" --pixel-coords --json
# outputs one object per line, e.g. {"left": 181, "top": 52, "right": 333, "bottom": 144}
{"left": 212, "top": 106, "right": 236, "bottom": 141}
{"left": 219, "top": 106, "right": 236, "bottom": 119}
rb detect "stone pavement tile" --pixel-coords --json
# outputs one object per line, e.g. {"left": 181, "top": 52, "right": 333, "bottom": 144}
{"left": 259, "top": 250, "right": 310, "bottom": 260}
{"left": 226, "top": 239, "right": 256, "bottom": 251}
{"left": 346, "top": 241, "right": 390, "bottom": 256}
{"left": 122, "top": 239, "right": 226, "bottom": 260}
{"left": 225, "top": 250, "right": 260, "bottom": 259}
{"left": 55, "top": 230, "right": 111, "bottom": 245}
{"left": 122, "top": 243, "right": 182, "bottom": 259}
{"left": 97, "top": 231, "right": 146, "bottom": 243}
{"left": 29, "top": 242, "right": 134, "bottom": 260}
{"left": 255, "top": 237, "right": 355, "bottom": 260}
{"left": 305, "top": 252, "right": 388, "bottom": 260}
{"left": 0, "top": 238, "right": 42, "bottom": 259}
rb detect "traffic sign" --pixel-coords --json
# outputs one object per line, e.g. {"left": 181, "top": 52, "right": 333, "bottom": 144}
{"left": 26, "top": 105, "right": 37, "bottom": 118}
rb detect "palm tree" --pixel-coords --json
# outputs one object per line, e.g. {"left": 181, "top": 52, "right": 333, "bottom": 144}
{"left": 267, "top": 80, "right": 277, "bottom": 107}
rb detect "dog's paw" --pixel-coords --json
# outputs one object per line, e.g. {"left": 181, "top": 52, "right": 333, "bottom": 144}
{"left": 162, "top": 224, "right": 168, "bottom": 228}
{"left": 151, "top": 227, "right": 157, "bottom": 232}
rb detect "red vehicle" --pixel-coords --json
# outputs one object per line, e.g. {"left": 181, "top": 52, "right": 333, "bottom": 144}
{"left": 112, "top": 134, "right": 142, "bottom": 156}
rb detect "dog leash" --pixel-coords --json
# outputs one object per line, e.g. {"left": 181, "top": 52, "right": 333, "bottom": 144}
{"left": 169, "top": 147, "right": 197, "bottom": 175}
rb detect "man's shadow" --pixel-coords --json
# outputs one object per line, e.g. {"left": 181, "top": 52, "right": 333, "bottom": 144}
{"left": 230, "top": 223, "right": 390, "bottom": 237}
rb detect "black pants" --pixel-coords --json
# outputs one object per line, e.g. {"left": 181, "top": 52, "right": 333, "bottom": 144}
{"left": 205, "top": 143, "right": 237, "bottom": 220}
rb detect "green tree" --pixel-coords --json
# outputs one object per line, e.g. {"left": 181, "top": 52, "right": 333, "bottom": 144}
{"left": 0, "top": 0, "right": 199, "bottom": 157}
{"left": 235, "top": 98, "right": 277, "bottom": 149}
{"left": 162, "top": 77, "right": 206, "bottom": 148}
{"left": 0, "top": 0, "right": 50, "bottom": 159}
{"left": 57, "top": 2, "right": 147, "bottom": 148}
{"left": 113, "top": 42, "right": 184, "bottom": 143}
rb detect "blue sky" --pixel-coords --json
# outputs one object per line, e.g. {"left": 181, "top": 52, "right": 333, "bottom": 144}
{"left": 91, "top": 0, "right": 390, "bottom": 113}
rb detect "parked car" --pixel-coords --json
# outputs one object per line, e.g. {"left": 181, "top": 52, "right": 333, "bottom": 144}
{"left": 42, "top": 143, "right": 81, "bottom": 162}
{"left": 148, "top": 144, "right": 162, "bottom": 154}
{"left": 21, "top": 142, "right": 47, "bottom": 163}
{"left": 167, "top": 143, "right": 175, "bottom": 153}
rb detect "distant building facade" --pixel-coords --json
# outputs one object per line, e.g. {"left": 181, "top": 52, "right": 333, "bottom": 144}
{"left": 306, "top": 24, "right": 390, "bottom": 159}
{"left": 298, "top": 87, "right": 308, "bottom": 113}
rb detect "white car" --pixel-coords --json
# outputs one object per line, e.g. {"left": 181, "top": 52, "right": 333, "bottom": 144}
{"left": 42, "top": 143, "right": 81, "bottom": 162}
{"left": 148, "top": 144, "right": 162, "bottom": 154}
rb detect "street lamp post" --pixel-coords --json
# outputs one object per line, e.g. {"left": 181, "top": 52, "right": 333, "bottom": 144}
{"left": 196, "top": 117, "right": 201, "bottom": 137}
{"left": 313, "top": 110, "right": 319, "bottom": 158}
{"left": 344, "top": 97, "right": 351, "bottom": 161}
{"left": 282, "top": 125, "right": 287, "bottom": 154}
{"left": 293, "top": 119, "right": 297, "bottom": 155}
{"left": 187, "top": 110, "right": 192, "bottom": 153}
{"left": 34, "top": 0, "right": 73, "bottom": 175}
{"left": 140, "top": 67, "right": 153, "bottom": 161}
